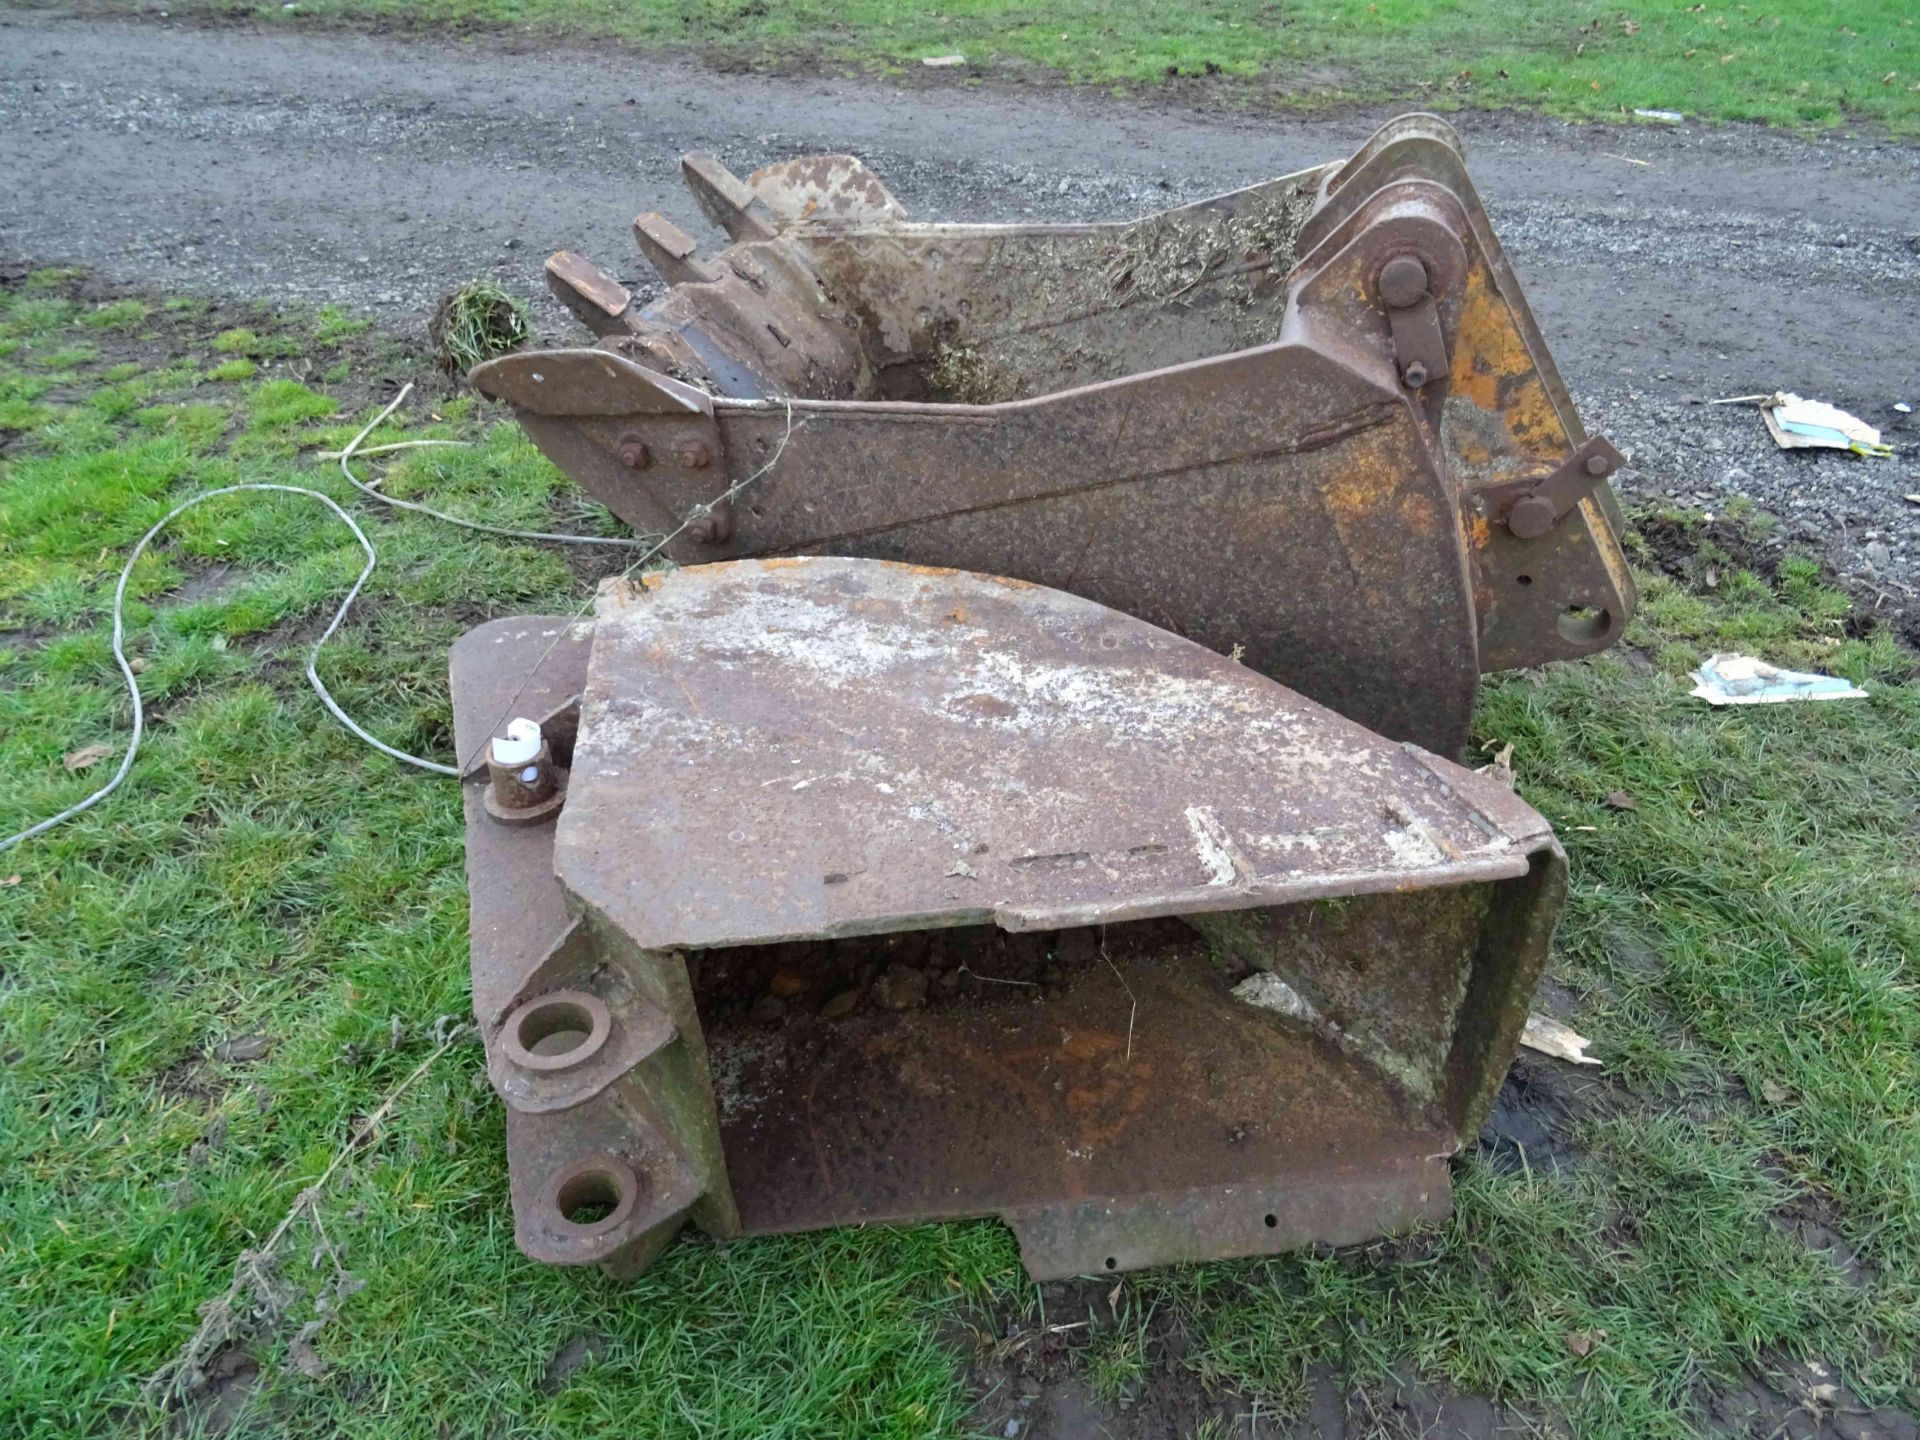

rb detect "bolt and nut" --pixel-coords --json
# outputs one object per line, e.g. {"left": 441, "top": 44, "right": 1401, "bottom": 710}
{"left": 1377, "top": 254, "right": 1430, "bottom": 309}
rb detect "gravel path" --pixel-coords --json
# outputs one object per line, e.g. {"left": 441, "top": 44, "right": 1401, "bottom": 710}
{"left": 3, "top": 11, "right": 1917, "bottom": 629}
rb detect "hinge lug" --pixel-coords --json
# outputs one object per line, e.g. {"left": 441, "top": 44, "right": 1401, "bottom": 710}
{"left": 1377, "top": 255, "right": 1450, "bottom": 390}
{"left": 1485, "top": 435, "right": 1627, "bottom": 539}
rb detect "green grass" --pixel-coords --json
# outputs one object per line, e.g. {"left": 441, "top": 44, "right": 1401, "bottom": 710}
{"left": 206, "top": 357, "right": 257, "bottom": 383}
{"left": 1, "top": 277, "right": 1916, "bottom": 1437}
{"left": 76, "top": 0, "right": 1920, "bottom": 132}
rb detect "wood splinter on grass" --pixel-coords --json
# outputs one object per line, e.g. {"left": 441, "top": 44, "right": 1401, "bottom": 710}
{"left": 1520, "top": 1013, "right": 1602, "bottom": 1067}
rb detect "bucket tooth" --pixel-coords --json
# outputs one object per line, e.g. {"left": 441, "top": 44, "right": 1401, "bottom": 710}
{"left": 680, "top": 151, "right": 779, "bottom": 242}
{"left": 543, "top": 251, "right": 635, "bottom": 338}
{"left": 633, "top": 212, "right": 722, "bottom": 287}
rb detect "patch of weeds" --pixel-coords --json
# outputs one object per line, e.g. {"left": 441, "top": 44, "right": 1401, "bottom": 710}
{"left": 87, "top": 382, "right": 149, "bottom": 420}
{"left": 245, "top": 378, "right": 338, "bottom": 432}
{"left": 81, "top": 298, "right": 150, "bottom": 331}
{"left": 1084, "top": 1297, "right": 1154, "bottom": 1404}
{"left": 213, "top": 326, "right": 298, "bottom": 359}
{"left": 12, "top": 568, "right": 99, "bottom": 625}
{"left": 428, "top": 280, "right": 528, "bottom": 374}
{"left": 312, "top": 304, "right": 371, "bottom": 346}
{"left": 6, "top": 296, "right": 78, "bottom": 338}
{"left": 134, "top": 403, "right": 229, "bottom": 449}
{"left": 25, "top": 266, "right": 83, "bottom": 291}
{"left": 207, "top": 356, "right": 258, "bottom": 382}
{"left": 30, "top": 344, "right": 98, "bottom": 369}
{"left": 0, "top": 394, "right": 59, "bottom": 434}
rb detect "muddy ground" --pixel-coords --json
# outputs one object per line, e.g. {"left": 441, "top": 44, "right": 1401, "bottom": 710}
{"left": 3, "top": 13, "right": 1919, "bottom": 1436}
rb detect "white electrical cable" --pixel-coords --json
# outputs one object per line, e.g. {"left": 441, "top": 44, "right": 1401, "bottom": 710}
{"left": 336, "top": 384, "right": 651, "bottom": 548}
{"left": 5, "top": 385, "right": 794, "bottom": 852}
{"left": 4, "top": 380, "right": 690, "bottom": 852}
{"left": 0, "top": 482, "right": 456, "bottom": 855}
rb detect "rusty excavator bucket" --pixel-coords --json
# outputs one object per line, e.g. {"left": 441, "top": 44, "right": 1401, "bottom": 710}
{"left": 453, "top": 116, "right": 1617, "bottom": 1281}
{"left": 473, "top": 113, "right": 1634, "bottom": 756}
{"left": 454, "top": 559, "right": 1565, "bottom": 1280}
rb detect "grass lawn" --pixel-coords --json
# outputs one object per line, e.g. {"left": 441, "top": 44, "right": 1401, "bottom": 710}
{"left": 2, "top": 269, "right": 1918, "bottom": 1437}
{"left": 60, "top": 0, "right": 1920, "bottom": 133}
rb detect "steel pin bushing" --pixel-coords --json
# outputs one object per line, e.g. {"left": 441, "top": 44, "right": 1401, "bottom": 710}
{"left": 483, "top": 718, "right": 566, "bottom": 826}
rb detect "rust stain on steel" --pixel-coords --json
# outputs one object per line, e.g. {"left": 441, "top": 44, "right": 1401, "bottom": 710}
{"left": 559, "top": 559, "right": 1530, "bottom": 948}
{"left": 450, "top": 558, "right": 1565, "bottom": 1282}
{"left": 470, "top": 114, "right": 1635, "bottom": 759}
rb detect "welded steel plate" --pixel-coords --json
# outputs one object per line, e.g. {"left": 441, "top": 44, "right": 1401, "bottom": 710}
{"left": 556, "top": 557, "right": 1551, "bottom": 952}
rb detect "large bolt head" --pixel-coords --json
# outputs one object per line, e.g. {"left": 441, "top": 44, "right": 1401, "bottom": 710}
{"left": 1401, "top": 360, "right": 1430, "bottom": 389}
{"left": 615, "top": 435, "right": 650, "bottom": 470}
{"left": 1585, "top": 452, "right": 1611, "bottom": 476}
{"left": 1378, "top": 255, "right": 1430, "bottom": 309}
{"left": 674, "top": 441, "right": 713, "bottom": 469}
{"left": 1507, "top": 495, "right": 1557, "bottom": 540}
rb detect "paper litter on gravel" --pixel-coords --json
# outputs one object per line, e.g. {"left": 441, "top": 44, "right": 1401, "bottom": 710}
{"left": 1758, "top": 393, "right": 1891, "bottom": 458}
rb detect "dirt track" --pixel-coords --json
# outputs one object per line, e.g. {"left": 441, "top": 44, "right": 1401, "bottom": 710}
{"left": 2, "top": 10, "right": 1918, "bottom": 622}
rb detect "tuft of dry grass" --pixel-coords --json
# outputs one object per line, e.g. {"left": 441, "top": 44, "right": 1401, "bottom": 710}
{"left": 428, "top": 280, "right": 529, "bottom": 375}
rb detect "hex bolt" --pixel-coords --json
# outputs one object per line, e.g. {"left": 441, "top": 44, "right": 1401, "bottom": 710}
{"left": 673, "top": 441, "right": 713, "bottom": 470}
{"left": 1585, "top": 452, "right": 1611, "bottom": 476}
{"left": 686, "top": 499, "right": 734, "bottom": 546}
{"left": 616, "top": 435, "right": 651, "bottom": 470}
{"left": 1402, "top": 360, "right": 1430, "bottom": 389}
{"left": 1377, "top": 255, "right": 1430, "bottom": 310}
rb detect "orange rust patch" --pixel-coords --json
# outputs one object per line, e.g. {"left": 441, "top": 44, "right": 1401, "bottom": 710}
{"left": 1396, "top": 487, "right": 1441, "bottom": 537}
{"left": 1321, "top": 435, "right": 1400, "bottom": 525}
{"left": 1449, "top": 266, "right": 1566, "bottom": 460}
{"left": 1579, "top": 496, "right": 1637, "bottom": 599}
{"left": 1321, "top": 426, "right": 1441, "bottom": 551}
{"left": 1465, "top": 512, "right": 1493, "bottom": 554}
{"left": 1453, "top": 435, "right": 1492, "bottom": 467}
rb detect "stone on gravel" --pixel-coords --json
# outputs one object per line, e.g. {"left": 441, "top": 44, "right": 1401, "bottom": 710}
{"left": 819, "top": 987, "right": 862, "bottom": 1019}
{"left": 870, "top": 964, "right": 929, "bottom": 1011}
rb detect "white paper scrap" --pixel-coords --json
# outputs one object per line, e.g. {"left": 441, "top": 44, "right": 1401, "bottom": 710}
{"left": 1760, "top": 393, "right": 1890, "bottom": 457}
{"left": 1688, "top": 653, "right": 1867, "bottom": 706}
